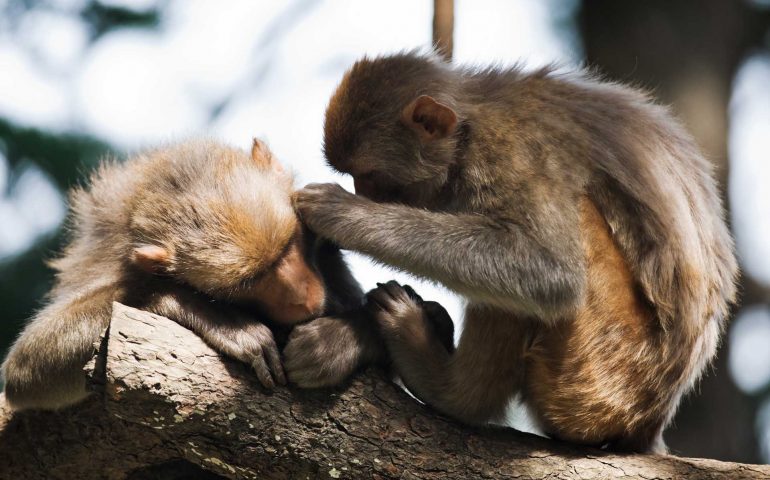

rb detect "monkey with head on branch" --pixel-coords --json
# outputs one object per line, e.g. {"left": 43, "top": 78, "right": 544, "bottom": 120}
{"left": 1, "top": 138, "right": 390, "bottom": 411}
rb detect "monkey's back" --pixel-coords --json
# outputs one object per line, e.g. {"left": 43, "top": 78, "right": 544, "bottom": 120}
{"left": 510, "top": 73, "right": 736, "bottom": 448}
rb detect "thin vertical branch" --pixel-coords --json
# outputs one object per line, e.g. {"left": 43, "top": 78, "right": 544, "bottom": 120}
{"left": 433, "top": 0, "right": 454, "bottom": 61}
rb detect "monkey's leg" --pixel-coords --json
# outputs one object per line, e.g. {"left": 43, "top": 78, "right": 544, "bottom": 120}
{"left": 128, "top": 284, "right": 285, "bottom": 389}
{"left": 1, "top": 285, "right": 116, "bottom": 411}
{"left": 284, "top": 307, "right": 387, "bottom": 388}
{"left": 368, "top": 281, "right": 527, "bottom": 425}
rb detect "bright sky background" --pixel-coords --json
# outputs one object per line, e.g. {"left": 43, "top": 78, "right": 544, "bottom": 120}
{"left": 1, "top": 0, "right": 770, "bottom": 445}
{"left": 0, "top": 0, "right": 584, "bottom": 334}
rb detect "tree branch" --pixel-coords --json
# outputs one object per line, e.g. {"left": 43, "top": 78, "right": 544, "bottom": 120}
{"left": 0, "top": 303, "right": 767, "bottom": 479}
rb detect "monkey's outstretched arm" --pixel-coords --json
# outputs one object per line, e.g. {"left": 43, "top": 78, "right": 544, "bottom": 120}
{"left": 2, "top": 283, "right": 117, "bottom": 411}
{"left": 296, "top": 183, "right": 584, "bottom": 320}
{"left": 127, "top": 283, "right": 286, "bottom": 389}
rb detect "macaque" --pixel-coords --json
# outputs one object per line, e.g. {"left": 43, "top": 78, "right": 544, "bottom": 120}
{"left": 1, "top": 138, "right": 367, "bottom": 411}
{"left": 287, "top": 52, "right": 738, "bottom": 453}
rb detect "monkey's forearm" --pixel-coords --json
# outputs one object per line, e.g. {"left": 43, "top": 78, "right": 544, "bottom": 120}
{"left": 133, "top": 283, "right": 286, "bottom": 387}
{"left": 306, "top": 198, "right": 583, "bottom": 319}
{"left": 284, "top": 306, "right": 387, "bottom": 388}
{"left": 136, "top": 285, "right": 250, "bottom": 342}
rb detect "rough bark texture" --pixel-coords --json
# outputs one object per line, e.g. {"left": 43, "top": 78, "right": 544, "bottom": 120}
{"left": 0, "top": 303, "right": 768, "bottom": 479}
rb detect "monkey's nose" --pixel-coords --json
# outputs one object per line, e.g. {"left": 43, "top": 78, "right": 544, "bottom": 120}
{"left": 290, "top": 297, "right": 324, "bottom": 317}
{"left": 279, "top": 302, "right": 320, "bottom": 324}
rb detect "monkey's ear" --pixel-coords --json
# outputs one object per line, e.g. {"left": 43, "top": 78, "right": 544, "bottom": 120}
{"left": 251, "top": 137, "right": 284, "bottom": 174}
{"left": 401, "top": 95, "right": 458, "bottom": 142}
{"left": 131, "top": 245, "right": 171, "bottom": 274}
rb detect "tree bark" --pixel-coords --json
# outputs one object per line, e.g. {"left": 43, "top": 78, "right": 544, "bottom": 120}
{"left": 0, "top": 303, "right": 768, "bottom": 479}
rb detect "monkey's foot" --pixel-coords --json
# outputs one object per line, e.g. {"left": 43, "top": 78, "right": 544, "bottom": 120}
{"left": 284, "top": 316, "right": 369, "bottom": 388}
{"left": 366, "top": 281, "right": 451, "bottom": 353}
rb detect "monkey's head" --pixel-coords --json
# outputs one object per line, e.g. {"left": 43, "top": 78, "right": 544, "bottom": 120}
{"left": 129, "top": 139, "right": 326, "bottom": 325}
{"left": 323, "top": 52, "right": 461, "bottom": 205}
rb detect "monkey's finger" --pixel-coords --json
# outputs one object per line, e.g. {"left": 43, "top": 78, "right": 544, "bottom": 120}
{"left": 366, "top": 287, "right": 396, "bottom": 313}
{"left": 251, "top": 354, "right": 276, "bottom": 389}
{"left": 401, "top": 284, "right": 424, "bottom": 304}
{"left": 263, "top": 342, "right": 286, "bottom": 386}
{"left": 382, "top": 280, "right": 409, "bottom": 301}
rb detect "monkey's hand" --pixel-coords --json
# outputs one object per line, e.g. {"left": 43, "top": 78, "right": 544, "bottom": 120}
{"left": 294, "top": 183, "right": 366, "bottom": 234}
{"left": 203, "top": 321, "right": 286, "bottom": 390}
{"left": 284, "top": 314, "right": 379, "bottom": 388}
{"left": 366, "top": 281, "right": 455, "bottom": 356}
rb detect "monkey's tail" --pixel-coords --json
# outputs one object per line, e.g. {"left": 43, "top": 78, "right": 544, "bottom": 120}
{"left": 1, "top": 285, "right": 116, "bottom": 411}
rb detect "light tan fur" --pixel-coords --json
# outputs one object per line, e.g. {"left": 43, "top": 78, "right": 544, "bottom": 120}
{"left": 2, "top": 139, "right": 364, "bottom": 410}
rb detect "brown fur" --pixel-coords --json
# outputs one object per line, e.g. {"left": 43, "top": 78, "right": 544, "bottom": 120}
{"left": 527, "top": 197, "right": 664, "bottom": 449}
{"left": 2, "top": 138, "right": 364, "bottom": 411}
{"left": 291, "top": 51, "right": 738, "bottom": 453}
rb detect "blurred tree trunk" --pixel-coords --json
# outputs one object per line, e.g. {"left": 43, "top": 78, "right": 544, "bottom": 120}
{"left": 578, "top": 0, "right": 770, "bottom": 463}
{"left": 433, "top": 0, "right": 454, "bottom": 61}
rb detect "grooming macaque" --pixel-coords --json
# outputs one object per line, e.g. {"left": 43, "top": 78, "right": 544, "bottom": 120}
{"left": 288, "top": 52, "right": 738, "bottom": 453}
{"left": 1, "top": 139, "right": 366, "bottom": 411}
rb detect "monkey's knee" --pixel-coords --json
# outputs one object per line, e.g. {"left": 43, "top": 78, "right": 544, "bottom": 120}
{"left": 543, "top": 412, "right": 666, "bottom": 454}
{"left": 2, "top": 351, "right": 90, "bottom": 411}
{"left": 606, "top": 427, "right": 667, "bottom": 454}
{"left": 436, "top": 377, "right": 517, "bottom": 426}
{"left": 3, "top": 372, "right": 90, "bottom": 411}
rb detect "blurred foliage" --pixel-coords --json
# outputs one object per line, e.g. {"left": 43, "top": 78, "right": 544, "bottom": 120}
{"left": 0, "top": 119, "right": 110, "bottom": 190}
{"left": 3, "top": 0, "right": 162, "bottom": 34}
{"left": 0, "top": 0, "right": 150, "bottom": 355}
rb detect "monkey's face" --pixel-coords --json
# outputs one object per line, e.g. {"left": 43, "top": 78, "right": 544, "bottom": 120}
{"left": 227, "top": 228, "right": 327, "bottom": 325}
{"left": 181, "top": 159, "right": 327, "bottom": 326}
{"left": 130, "top": 139, "right": 328, "bottom": 326}
{"left": 351, "top": 170, "right": 401, "bottom": 203}
{"left": 328, "top": 126, "right": 446, "bottom": 206}
{"left": 325, "top": 87, "right": 460, "bottom": 206}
